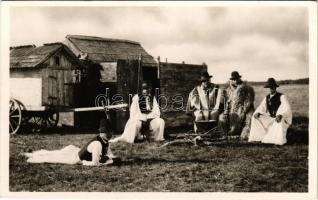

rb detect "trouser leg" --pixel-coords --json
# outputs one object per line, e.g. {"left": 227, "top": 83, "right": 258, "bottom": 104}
{"left": 111, "top": 119, "right": 142, "bottom": 143}
{"left": 149, "top": 118, "right": 165, "bottom": 141}
{"left": 194, "top": 110, "right": 204, "bottom": 133}
{"left": 218, "top": 113, "right": 229, "bottom": 137}
{"left": 240, "top": 110, "right": 254, "bottom": 140}
{"left": 248, "top": 115, "right": 274, "bottom": 142}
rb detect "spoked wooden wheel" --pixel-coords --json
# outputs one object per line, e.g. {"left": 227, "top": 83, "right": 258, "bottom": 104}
{"left": 9, "top": 99, "right": 22, "bottom": 134}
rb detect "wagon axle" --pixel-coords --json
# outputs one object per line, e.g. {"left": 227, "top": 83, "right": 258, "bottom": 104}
{"left": 9, "top": 98, "right": 59, "bottom": 134}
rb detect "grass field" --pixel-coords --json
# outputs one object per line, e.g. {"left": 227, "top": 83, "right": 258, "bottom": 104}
{"left": 9, "top": 84, "right": 309, "bottom": 192}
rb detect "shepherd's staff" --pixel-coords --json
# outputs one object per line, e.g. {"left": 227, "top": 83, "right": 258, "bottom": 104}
{"left": 137, "top": 53, "right": 142, "bottom": 94}
{"left": 255, "top": 114, "right": 275, "bottom": 132}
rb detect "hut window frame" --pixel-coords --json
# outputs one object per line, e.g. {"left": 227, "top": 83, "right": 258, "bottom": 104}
{"left": 72, "top": 69, "right": 81, "bottom": 83}
{"left": 54, "top": 56, "right": 60, "bottom": 66}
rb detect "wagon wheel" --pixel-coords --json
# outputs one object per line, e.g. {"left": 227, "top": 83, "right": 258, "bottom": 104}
{"left": 9, "top": 99, "right": 22, "bottom": 134}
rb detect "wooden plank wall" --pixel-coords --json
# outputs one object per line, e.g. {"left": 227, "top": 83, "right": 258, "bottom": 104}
{"left": 115, "top": 60, "right": 140, "bottom": 132}
{"left": 159, "top": 62, "right": 207, "bottom": 127}
{"left": 116, "top": 59, "right": 140, "bottom": 100}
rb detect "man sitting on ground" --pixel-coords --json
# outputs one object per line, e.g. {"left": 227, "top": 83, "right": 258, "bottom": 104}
{"left": 248, "top": 78, "right": 292, "bottom": 145}
{"left": 186, "top": 71, "right": 226, "bottom": 133}
{"left": 222, "top": 71, "right": 255, "bottom": 140}
{"left": 110, "top": 82, "right": 165, "bottom": 143}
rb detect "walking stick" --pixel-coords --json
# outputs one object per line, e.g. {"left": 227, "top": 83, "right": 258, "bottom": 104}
{"left": 136, "top": 54, "right": 142, "bottom": 95}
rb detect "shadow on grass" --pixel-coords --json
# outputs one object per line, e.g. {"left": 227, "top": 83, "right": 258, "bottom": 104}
{"left": 286, "top": 116, "right": 308, "bottom": 145}
{"left": 120, "top": 157, "right": 210, "bottom": 166}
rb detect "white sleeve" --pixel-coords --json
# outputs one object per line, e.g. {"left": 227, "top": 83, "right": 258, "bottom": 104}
{"left": 147, "top": 97, "right": 160, "bottom": 119}
{"left": 129, "top": 95, "right": 145, "bottom": 121}
{"left": 277, "top": 95, "right": 293, "bottom": 125}
{"left": 106, "top": 145, "right": 116, "bottom": 159}
{"left": 254, "top": 97, "right": 267, "bottom": 115}
{"left": 82, "top": 141, "right": 102, "bottom": 166}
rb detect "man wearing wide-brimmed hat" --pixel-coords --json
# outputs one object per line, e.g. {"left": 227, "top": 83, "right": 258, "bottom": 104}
{"left": 186, "top": 71, "right": 226, "bottom": 133}
{"left": 223, "top": 71, "right": 255, "bottom": 139}
{"left": 110, "top": 81, "right": 165, "bottom": 143}
{"left": 248, "top": 78, "right": 292, "bottom": 145}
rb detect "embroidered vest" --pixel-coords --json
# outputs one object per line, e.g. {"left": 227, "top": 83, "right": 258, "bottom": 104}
{"left": 78, "top": 136, "right": 109, "bottom": 163}
{"left": 139, "top": 95, "right": 154, "bottom": 114}
{"left": 266, "top": 92, "right": 282, "bottom": 117}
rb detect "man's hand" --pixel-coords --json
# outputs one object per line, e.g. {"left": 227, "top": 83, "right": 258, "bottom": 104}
{"left": 254, "top": 112, "right": 261, "bottom": 119}
{"left": 275, "top": 115, "right": 283, "bottom": 123}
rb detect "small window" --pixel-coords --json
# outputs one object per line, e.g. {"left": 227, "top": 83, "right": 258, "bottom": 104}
{"left": 72, "top": 69, "right": 81, "bottom": 83}
{"left": 54, "top": 56, "right": 60, "bottom": 66}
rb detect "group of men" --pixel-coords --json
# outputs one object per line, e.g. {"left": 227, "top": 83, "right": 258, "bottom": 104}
{"left": 186, "top": 71, "right": 292, "bottom": 145}
{"left": 24, "top": 70, "right": 292, "bottom": 166}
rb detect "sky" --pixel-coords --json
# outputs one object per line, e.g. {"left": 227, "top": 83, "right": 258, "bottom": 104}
{"left": 10, "top": 6, "right": 309, "bottom": 83}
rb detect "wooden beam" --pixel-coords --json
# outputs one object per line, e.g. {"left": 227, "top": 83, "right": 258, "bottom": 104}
{"left": 70, "top": 103, "right": 128, "bottom": 112}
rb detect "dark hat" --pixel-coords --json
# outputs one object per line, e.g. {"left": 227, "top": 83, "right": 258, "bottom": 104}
{"left": 264, "top": 77, "right": 279, "bottom": 88}
{"left": 98, "top": 119, "right": 108, "bottom": 133}
{"left": 230, "top": 71, "right": 242, "bottom": 80}
{"left": 200, "top": 71, "right": 213, "bottom": 82}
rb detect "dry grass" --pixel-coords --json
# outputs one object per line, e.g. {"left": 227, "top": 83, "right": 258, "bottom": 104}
{"left": 9, "top": 84, "right": 309, "bottom": 192}
{"left": 9, "top": 134, "right": 308, "bottom": 192}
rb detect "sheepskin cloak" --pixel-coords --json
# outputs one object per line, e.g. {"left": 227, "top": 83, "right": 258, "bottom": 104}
{"left": 226, "top": 82, "right": 255, "bottom": 139}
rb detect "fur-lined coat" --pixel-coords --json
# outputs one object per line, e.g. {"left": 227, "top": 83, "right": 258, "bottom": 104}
{"left": 225, "top": 81, "right": 255, "bottom": 139}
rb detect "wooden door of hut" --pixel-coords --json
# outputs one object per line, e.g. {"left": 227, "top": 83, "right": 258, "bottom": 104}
{"left": 46, "top": 68, "right": 74, "bottom": 107}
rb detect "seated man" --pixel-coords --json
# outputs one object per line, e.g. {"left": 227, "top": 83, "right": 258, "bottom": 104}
{"left": 110, "top": 82, "right": 165, "bottom": 143}
{"left": 24, "top": 119, "right": 120, "bottom": 166}
{"left": 248, "top": 78, "right": 292, "bottom": 145}
{"left": 186, "top": 71, "right": 226, "bottom": 133}
{"left": 224, "top": 71, "right": 255, "bottom": 140}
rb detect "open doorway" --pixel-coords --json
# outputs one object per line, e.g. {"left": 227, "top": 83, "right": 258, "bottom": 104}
{"left": 142, "top": 66, "right": 160, "bottom": 96}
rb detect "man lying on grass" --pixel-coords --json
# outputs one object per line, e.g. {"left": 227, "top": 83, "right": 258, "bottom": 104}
{"left": 23, "top": 119, "right": 121, "bottom": 166}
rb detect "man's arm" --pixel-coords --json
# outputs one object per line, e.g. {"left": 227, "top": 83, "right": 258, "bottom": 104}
{"left": 147, "top": 97, "right": 160, "bottom": 119}
{"left": 82, "top": 141, "right": 102, "bottom": 166}
{"left": 254, "top": 97, "right": 267, "bottom": 119}
{"left": 276, "top": 95, "right": 293, "bottom": 125}
{"left": 242, "top": 86, "right": 255, "bottom": 115}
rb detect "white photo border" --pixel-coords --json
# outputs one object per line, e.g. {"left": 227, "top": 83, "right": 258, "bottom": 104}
{"left": 0, "top": 1, "right": 317, "bottom": 200}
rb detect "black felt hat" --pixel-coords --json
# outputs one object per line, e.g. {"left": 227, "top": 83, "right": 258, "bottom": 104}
{"left": 264, "top": 77, "right": 279, "bottom": 88}
{"left": 230, "top": 71, "right": 242, "bottom": 80}
{"left": 200, "top": 71, "right": 213, "bottom": 82}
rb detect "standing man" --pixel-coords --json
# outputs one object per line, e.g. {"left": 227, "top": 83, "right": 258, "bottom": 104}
{"left": 186, "top": 71, "right": 226, "bottom": 133}
{"left": 248, "top": 78, "right": 292, "bottom": 145}
{"left": 110, "top": 82, "right": 165, "bottom": 143}
{"left": 224, "top": 71, "right": 255, "bottom": 140}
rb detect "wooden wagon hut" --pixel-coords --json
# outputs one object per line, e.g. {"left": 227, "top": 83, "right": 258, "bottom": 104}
{"left": 64, "top": 35, "right": 208, "bottom": 132}
{"left": 9, "top": 43, "right": 83, "bottom": 133}
{"left": 64, "top": 35, "right": 158, "bottom": 131}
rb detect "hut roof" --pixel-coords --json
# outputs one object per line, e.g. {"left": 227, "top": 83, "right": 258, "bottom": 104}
{"left": 10, "top": 43, "right": 81, "bottom": 69}
{"left": 65, "top": 35, "right": 157, "bottom": 65}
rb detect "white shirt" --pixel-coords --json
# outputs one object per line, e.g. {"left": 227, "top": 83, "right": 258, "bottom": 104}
{"left": 82, "top": 141, "right": 115, "bottom": 166}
